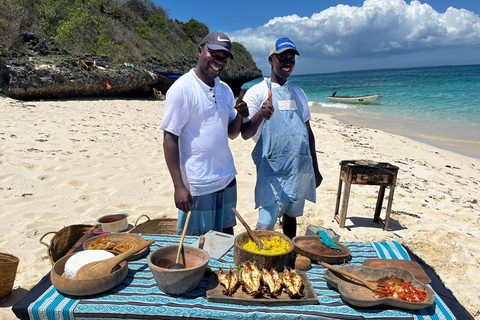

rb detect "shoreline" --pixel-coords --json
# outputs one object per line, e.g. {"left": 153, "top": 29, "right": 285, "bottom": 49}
{"left": 1, "top": 96, "right": 479, "bottom": 319}
{"left": 312, "top": 105, "right": 480, "bottom": 160}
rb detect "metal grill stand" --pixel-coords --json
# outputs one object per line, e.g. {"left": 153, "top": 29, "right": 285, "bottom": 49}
{"left": 333, "top": 160, "right": 399, "bottom": 231}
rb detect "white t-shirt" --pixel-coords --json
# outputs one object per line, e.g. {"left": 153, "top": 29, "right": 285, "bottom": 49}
{"left": 160, "top": 69, "right": 237, "bottom": 196}
{"left": 243, "top": 78, "right": 311, "bottom": 142}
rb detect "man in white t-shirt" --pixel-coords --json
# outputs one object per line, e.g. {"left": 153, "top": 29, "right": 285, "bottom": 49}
{"left": 160, "top": 31, "right": 249, "bottom": 236}
{"left": 241, "top": 37, "right": 322, "bottom": 239}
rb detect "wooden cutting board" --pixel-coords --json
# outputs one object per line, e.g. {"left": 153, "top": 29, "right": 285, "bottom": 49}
{"left": 363, "top": 259, "right": 431, "bottom": 284}
{"left": 206, "top": 270, "right": 319, "bottom": 306}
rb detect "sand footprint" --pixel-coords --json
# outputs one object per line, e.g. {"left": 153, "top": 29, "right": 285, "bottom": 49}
{"left": 0, "top": 174, "right": 13, "bottom": 181}
{"left": 99, "top": 187, "right": 116, "bottom": 195}
{"left": 37, "top": 175, "right": 55, "bottom": 181}
{"left": 23, "top": 163, "right": 41, "bottom": 171}
{"left": 24, "top": 211, "right": 64, "bottom": 221}
{"left": 78, "top": 194, "right": 97, "bottom": 202}
{"left": 115, "top": 204, "right": 135, "bottom": 210}
{"left": 100, "top": 174, "right": 115, "bottom": 181}
{"left": 136, "top": 205, "right": 169, "bottom": 212}
{"left": 69, "top": 180, "right": 88, "bottom": 188}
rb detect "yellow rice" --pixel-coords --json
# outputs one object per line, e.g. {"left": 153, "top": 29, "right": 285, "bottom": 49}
{"left": 242, "top": 235, "right": 291, "bottom": 255}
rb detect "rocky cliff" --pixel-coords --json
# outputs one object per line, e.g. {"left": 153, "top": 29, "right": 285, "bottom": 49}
{"left": 0, "top": 35, "right": 262, "bottom": 100}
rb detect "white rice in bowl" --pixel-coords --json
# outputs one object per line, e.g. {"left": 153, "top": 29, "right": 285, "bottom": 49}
{"left": 64, "top": 250, "right": 115, "bottom": 279}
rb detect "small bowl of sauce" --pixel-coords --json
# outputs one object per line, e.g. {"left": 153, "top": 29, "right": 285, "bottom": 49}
{"left": 97, "top": 212, "right": 129, "bottom": 232}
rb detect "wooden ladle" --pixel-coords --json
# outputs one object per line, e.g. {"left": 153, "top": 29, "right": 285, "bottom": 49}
{"left": 231, "top": 208, "right": 269, "bottom": 251}
{"left": 76, "top": 239, "right": 155, "bottom": 280}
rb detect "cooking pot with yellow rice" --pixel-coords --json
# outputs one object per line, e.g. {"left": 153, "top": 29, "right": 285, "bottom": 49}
{"left": 234, "top": 230, "right": 294, "bottom": 272}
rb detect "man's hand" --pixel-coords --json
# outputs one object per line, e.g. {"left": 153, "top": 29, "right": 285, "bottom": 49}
{"left": 234, "top": 90, "right": 249, "bottom": 119}
{"left": 261, "top": 91, "right": 274, "bottom": 120}
{"left": 174, "top": 185, "right": 193, "bottom": 213}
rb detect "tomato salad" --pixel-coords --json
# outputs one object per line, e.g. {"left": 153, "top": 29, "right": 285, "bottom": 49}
{"left": 376, "top": 276, "right": 427, "bottom": 303}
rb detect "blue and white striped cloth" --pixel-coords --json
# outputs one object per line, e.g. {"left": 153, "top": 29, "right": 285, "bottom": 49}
{"left": 26, "top": 236, "right": 456, "bottom": 320}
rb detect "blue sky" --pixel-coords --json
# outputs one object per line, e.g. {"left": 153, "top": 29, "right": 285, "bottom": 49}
{"left": 154, "top": 0, "right": 480, "bottom": 75}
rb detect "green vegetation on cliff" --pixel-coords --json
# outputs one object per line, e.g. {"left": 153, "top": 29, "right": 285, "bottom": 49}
{"left": 0, "top": 0, "right": 255, "bottom": 67}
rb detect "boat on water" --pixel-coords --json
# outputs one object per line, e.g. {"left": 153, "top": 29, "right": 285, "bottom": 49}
{"left": 328, "top": 91, "right": 380, "bottom": 104}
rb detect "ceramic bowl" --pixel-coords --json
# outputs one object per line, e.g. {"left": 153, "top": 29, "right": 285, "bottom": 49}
{"left": 51, "top": 251, "right": 127, "bottom": 296}
{"left": 97, "top": 212, "right": 129, "bottom": 232}
{"left": 147, "top": 245, "right": 210, "bottom": 295}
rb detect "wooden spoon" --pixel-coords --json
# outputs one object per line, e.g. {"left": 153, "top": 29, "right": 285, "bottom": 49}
{"left": 76, "top": 239, "right": 155, "bottom": 280}
{"left": 231, "top": 208, "right": 269, "bottom": 251}
{"left": 169, "top": 210, "right": 192, "bottom": 269}
{"left": 319, "top": 261, "right": 388, "bottom": 294}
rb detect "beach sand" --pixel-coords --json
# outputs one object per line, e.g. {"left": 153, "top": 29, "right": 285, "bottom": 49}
{"left": 1, "top": 96, "right": 479, "bottom": 319}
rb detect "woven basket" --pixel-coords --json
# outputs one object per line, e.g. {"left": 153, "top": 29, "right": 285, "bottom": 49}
{"left": 129, "top": 215, "right": 178, "bottom": 235}
{"left": 0, "top": 253, "right": 19, "bottom": 302}
{"left": 39, "top": 224, "right": 101, "bottom": 264}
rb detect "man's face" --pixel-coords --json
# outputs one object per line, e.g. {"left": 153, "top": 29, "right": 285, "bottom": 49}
{"left": 270, "top": 50, "right": 296, "bottom": 79}
{"left": 197, "top": 45, "right": 229, "bottom": 81}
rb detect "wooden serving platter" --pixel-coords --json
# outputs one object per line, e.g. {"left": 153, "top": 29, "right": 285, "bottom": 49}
{"left": 206, "top": 270, "right": 319, "bottom": 306}
{"left": 293, "top": 236, "right": 351, "bottom": 264}
{"left": 362, "top": 259, "right": 431, "bottom": 284}
{"left": 324, "top": 265, "right": 434, "bottom": 310}
{"left": 82, "top": 233, "right": 148, "bottom": 261}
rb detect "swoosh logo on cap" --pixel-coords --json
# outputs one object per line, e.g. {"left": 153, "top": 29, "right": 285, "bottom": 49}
{"left": 217, "top": 36, "right": 230, "bottom": 42}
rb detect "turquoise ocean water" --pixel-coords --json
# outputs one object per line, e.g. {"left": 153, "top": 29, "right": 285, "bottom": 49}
{"left": 242, "top": 64, "right": 480, "bottom": 158}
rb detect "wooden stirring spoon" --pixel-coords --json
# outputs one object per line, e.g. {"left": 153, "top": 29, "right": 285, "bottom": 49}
{"left": 169, "top": 210, "right": 192, "bottom": 269}
{"left": 76, "top": 239, "right": 155, "bottom": 280}
{"left": 319, "top": 261, "right": 388, "bottom": 294}
{"left": 231, "top": 208, "right": 269, "bottom": 251}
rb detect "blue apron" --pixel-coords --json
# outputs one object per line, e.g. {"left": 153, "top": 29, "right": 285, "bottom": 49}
{"left": 252, "top": 80, "right": 316, "bottom": 209}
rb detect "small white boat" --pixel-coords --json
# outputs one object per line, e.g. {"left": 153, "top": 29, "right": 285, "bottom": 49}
{"left": 328, "top": 92, "right": 380, "bottom": 104}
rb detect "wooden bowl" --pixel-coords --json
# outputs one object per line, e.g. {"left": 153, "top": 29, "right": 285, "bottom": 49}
{"left": 324, "top": 265, "right": 435, "bottom": 309}
{"left": 51, "top": 251, "right": 128, "bottom": 296}
{"left": 147, "top": 245, "right": 210, "bottom": 295}
{"left": 233, "top": 231, "right": 294, "bottom": 272}
{"left": 83, "top": 233, "right": 148, "bottom": 261}
{"left": 292, "top": 236, "right": 351, "bottom": 264}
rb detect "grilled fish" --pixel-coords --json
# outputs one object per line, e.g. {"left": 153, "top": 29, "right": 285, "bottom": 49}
{"left": 271, "top": 268, "right": 283, "bottom": 296}
{"left": 282, "top": 267, "right": 305, "bottom": 298}
{"left": 261, "top": 268, "right": 282, "bottom": 297}
{"left": 240, "top": 261, "right": 262, "bottom": 296}
{"left": 216, "top": 268, "right": 229, "bottom": 288}
{"left": 216, "top": 267, "right": 239, "bottom": 296}
{"left": 290, "top": 268, "right": 305, "bottom": 297}
{"left": 227, "top": 267, "right": 240, "bottom": 296}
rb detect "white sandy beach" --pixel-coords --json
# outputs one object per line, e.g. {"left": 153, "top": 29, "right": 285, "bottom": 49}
{"left": 1, "top": 96, "right": 479, "bottom": 319}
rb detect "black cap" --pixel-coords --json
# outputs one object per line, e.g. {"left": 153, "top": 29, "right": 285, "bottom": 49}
{"left": 200, "top": 31, "right": 234, "bottom": 59}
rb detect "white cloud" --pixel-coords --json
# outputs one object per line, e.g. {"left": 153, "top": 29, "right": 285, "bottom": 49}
{"left": 230, "top": 0, "right": 480, "bottom": 74}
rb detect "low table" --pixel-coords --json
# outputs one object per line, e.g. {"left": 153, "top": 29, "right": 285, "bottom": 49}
{"left": 13, "top": 235, "right": 460, "bottom": 320}
{"left": 334, "top": 160, "right": 399, "bottom": 230}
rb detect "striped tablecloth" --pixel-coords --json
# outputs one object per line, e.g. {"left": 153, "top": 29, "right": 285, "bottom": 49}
{"left": 19, "top": 236, "right": 456, "bottom": 320}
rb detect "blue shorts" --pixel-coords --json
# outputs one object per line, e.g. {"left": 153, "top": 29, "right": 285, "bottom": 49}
{"left": 256, "top": 199, "right": 305, "bottom": 230}
{"left": 178, "top": 179, "right": 237, "bottom": 236}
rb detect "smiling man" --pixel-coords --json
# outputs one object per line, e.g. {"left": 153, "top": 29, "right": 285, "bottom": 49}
{"left": 161, "top": 31, "right": 249, "bottom": 236}
{"left": 241, "top": 37, "right": 323, "bottom": 239}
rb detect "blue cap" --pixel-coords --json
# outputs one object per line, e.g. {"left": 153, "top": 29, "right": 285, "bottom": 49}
{"left": 269, "top": 37, "right": 300, "bottom": 56}
{"left": 200, "top": 31, "right": 234, "bottom": 59}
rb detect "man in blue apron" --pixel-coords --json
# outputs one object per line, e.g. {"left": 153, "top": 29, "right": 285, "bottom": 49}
{"left": 241, "top": 37, "right": 322, "bottom": 238}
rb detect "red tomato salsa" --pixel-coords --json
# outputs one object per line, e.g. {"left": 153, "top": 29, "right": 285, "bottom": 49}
{"left": 377, "top": 276, "right": 427, "bottom": 303}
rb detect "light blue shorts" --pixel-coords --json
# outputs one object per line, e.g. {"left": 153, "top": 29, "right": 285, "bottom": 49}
{"left": 178, "top": 179, "right": 237, "bottom": 236}
{"left": 256, "top": 198, "right": 305, "bottom": 230}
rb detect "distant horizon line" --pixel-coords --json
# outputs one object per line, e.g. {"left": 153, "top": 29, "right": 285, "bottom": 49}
{"left": 292, "top": 63, "right": 480, "bottom": 77}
